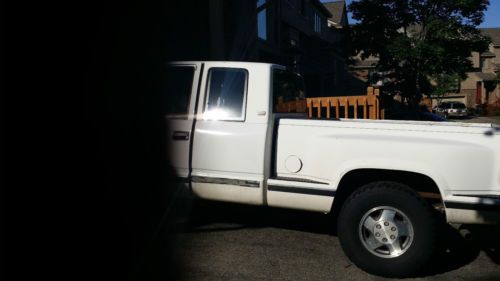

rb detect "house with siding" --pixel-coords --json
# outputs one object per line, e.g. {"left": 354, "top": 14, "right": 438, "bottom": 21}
{"left": 450, "top": 28, "right": 500, "bottom": 111}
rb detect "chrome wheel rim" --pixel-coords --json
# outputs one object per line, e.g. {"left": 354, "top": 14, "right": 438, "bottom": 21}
{"left": 358, "top": 206, "right": 414, "bottom": 258}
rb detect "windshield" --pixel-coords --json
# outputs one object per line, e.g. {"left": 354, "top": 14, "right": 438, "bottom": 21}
{"left": 452, "top": 103, "right": 466, "bottom": 109}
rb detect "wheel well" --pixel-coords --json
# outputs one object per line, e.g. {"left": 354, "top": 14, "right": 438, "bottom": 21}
{"left": 330, "top": 169, "right": 443, "bottom": 223}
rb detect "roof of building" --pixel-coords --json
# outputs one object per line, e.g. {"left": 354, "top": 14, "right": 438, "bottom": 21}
{"left": 323, "top": 1, "right": 346, "bottom": 25}
{"left": 480, "top": 51, "right": 496, "bottom": 57}
{"left": 350, "top": 59, "right": 378, "bottom": 68}
{"left": 311, "top": 0, "right": 333, "bottom": 17}
{"left": 474, "top": 72, "right": 498, "bottom": 81}
{"left": 480, "top": 28, "right": 500, "bottom": 46}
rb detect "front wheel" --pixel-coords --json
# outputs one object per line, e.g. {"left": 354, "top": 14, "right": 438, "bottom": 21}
{"left": 337, "top": 181, "right": 436, "bottom": 277}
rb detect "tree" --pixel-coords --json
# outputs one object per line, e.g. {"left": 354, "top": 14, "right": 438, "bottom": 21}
{"left": 349, "top": 0, "right": 491, "bottom": 107}
{"left": 432, "top": 72, "right": 460, "bottom": 106}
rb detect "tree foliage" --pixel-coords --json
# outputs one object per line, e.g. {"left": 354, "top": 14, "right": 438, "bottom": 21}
{"left": 349, "top": 0, "right": 491, "bottom": 105}
{"left": 432, "top": 73, "right": 460, "bottom": 105}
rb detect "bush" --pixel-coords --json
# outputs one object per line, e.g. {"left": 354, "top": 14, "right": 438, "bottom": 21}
{"left": 467, "top": 108, "right": 475, "bottom": 116}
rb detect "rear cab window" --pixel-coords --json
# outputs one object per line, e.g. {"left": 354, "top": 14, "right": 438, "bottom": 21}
{"left": 272, "top": 68, "right": 306, "bottom": 113}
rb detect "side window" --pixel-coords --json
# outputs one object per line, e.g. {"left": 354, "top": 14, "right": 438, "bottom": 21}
{"left": 164, "top": 66, "right": 195, "bottom": 118}
{"left": 272, "top": 69, "right": 306, "bottom": 113}
{"left": 204, "top": 68, "right": 248, "bottom": 121}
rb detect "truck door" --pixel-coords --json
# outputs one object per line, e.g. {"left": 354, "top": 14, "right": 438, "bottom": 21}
{"left": 191, "top": 62, "right": 271, "bottom": 205}
{"left": 165, "top": 63, "right": 202, "bottom": 183}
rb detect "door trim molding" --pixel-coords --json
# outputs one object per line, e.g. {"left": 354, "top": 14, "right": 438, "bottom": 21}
{"left": 191, "top": 176, "right": 260, "bottom": 188}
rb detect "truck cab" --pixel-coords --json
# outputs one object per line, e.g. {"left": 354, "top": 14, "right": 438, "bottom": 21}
{"left": 166, "top": 61, "right": 309, "bottom": 206}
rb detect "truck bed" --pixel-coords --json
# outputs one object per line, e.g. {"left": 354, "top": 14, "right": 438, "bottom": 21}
{"left": 276, "top": 117, "right": 500, "bottom": 194}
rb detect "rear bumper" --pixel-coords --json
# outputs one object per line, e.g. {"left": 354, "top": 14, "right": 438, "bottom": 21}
{"left": 445, "top": 196, "right": 500, "bottom": 224}
{"left": 447, "top": 112, "right": 468, "bottom": 117}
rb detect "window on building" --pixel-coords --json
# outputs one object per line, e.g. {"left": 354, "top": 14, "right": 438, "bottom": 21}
{"left": 314, "top": 13, "right": 322, "bottom": 33}
{"left": 164, "top": 66, "right": 195, "bottom": 118}
{"left": 204, "top": 68, "right": 248, "bottom": 121}
{"left": 257, "top": 0, "right": 267, "bottom": 40}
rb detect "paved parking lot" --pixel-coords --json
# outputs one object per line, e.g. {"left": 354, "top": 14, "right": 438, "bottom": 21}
{"left": 456, "top": 116, "right": 500, "bottom": 125}
{"left": 159, "top": 201, "right": 500, "bottom": 281}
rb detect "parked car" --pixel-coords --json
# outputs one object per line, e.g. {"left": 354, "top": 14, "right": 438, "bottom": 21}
{"left": 166, "top": 61, "right": 500, "bottom": 278}
{"left": 434, "top": 102, "right": 468, "bottom": 118}
{"left": 387, "top": 111, "right": 446, "bottom": 122}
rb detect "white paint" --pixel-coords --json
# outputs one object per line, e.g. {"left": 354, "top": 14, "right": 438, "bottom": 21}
{"left": 276, "top": 118, "right": 500, "bottom": 195}
{"left": 285, "top": 155, "right": 302, "bottom": 173}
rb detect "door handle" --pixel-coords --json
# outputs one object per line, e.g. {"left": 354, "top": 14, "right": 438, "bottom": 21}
{"left": 172, "top": 131, "right": 190, "bottom": 141}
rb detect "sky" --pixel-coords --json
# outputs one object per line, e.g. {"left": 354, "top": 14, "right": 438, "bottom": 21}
{"left": 321, "top": 0, "right": 500, "bottom": 28}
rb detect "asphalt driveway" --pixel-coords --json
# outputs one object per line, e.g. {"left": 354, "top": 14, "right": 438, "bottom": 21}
{"left": 160, "top": 200, "right": 500, "bottom": 281}
{"left": 455, "top": 116, "right": 500, "bottom": 125}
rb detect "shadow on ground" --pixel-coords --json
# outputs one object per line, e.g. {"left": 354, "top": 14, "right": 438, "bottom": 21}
{"left": 184, "top": 200, "right": 500, "bottom": 278}
{"left": 419, "top": 222, "right": 500, "bottom": 279}
{"left": 186, "top": 200, "right": 334, "bottom": 235}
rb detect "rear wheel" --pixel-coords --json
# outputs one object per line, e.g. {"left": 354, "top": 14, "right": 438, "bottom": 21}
{"left": 337, "top": 181, "right": 436, "bottom": 277}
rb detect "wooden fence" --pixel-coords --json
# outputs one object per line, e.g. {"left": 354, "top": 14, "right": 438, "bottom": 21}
{"left": 306, "top": 87, "right": 384, "bottom": 119}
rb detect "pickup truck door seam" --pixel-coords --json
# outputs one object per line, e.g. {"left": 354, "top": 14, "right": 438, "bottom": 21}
{"left": 188, "top": 63, "right": 205, "bottom": 191}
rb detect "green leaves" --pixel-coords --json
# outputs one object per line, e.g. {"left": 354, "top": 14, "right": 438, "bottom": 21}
{"left": 349, "top": 0, "right": 491, "bottom": 102}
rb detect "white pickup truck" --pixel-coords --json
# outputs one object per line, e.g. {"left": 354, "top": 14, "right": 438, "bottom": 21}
{"left": 165, "top": 61, "right": 500, "bottom": 277}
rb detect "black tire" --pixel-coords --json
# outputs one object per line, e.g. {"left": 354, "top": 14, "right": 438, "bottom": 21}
{"left": 337, "top": 181, "right": 436, "bottom": 277}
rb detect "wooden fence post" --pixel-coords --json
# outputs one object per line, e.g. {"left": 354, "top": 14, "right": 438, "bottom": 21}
{"left": 317, "top": 99, "right": 321, "bottom": 118}
{"left": 335, "top": 99, "right": 340, "bottom": 119}
{"left": 307, "top": 98, "right": 312, "bottom": 119}
{"left": 374, "top": 87, "right": 380, "bottom": 119}
{"left": 354, "top": 98, "right": 358, "bottom": 119}
{"left": 344, "top": 98, "right": 349, "bottom": 118}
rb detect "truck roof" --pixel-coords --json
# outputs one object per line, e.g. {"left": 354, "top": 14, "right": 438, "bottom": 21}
{"left": 167, "top": 61, "right": 283, "bottom": 68}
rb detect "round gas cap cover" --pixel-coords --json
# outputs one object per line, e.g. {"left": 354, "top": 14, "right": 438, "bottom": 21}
{"left": 285, "top": 155, "right": 302, "bottom": 173}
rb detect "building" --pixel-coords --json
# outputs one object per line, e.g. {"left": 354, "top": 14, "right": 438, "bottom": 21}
{"left": 348, "top": 54, "right": 380, "bottom": 95}
{"left": 324, "top": 0, "right": 348, "bottom": 29}
{"left": 403, "top": 27, "right": 500, "bottom": 111}
{"left": 452, "top": 28, "right": 500, "bottom": 111}
{"left": 165, "top": 0, "right": 350, "bottom": 97}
